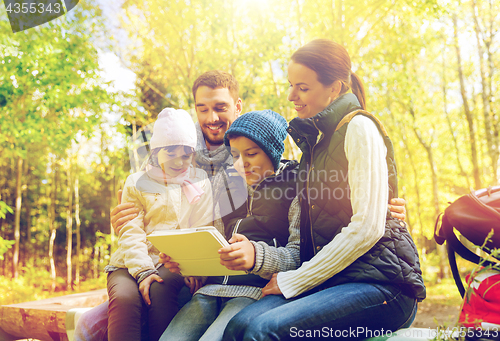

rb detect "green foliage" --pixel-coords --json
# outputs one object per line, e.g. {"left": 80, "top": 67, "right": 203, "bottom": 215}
{"left": 0, "top": 16, "right": 111, "bottom": 155}
{"left": 0, "top": 201, "right": 13, "bottom": 219}
{"left": 0, "top": 237, "right": 15, "bottom": 261}
{"left": 0, "top": 267, "right": 107, "bottom": 305}
{"left": 0, "top": 201, "right": 14, "bottom": 260}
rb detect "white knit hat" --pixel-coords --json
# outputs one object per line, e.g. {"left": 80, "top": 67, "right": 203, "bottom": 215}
{"left": 150, "top": 108, "right": 197, "bottom": 150}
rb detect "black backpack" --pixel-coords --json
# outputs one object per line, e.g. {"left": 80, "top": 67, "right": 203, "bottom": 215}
{"left": 434, "top": 186, "right": 500, "bottom": 297}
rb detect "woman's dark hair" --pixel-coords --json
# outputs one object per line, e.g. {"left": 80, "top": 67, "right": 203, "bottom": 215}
{"left": 148, "top": 145, "right": 195, "bottom": 168}
{"left": 290, "top": 39, "right": 366, "bottom": 110}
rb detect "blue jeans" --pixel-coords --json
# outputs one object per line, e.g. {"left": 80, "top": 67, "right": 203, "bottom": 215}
{"left": 222, "top": 282, "right": 417, "bottom": 341}
{"left": 160, "top": 294, "right": 256, "bottom": 341}
{"left": 74, "top": 301, "right": 110, "bottom": 341}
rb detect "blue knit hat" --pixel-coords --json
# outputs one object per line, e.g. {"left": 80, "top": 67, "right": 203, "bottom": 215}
{"left": 224, "top": 110, "right": 288, "bottom": 170}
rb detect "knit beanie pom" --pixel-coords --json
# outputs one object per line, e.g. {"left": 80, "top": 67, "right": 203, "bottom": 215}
{"left": 224, "top": 109, "right": 288, "bottom": 170}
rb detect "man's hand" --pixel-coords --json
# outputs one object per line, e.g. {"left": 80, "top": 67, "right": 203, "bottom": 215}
{"left": 139, "top": 274, "right": 163, "bottom": 306}
{"left": 262, "top": 273, "right": 283, "bottom": 297}
{"left": 159, "top": 253, "right": 181, "bottom": 274}
{"left": 184, "top": 276, "right": 203, "bottom": 294}
{"left": 389, "top": 197, "right": 406, "bottom": 221}
{"left": 218, "top": 233, "right": 255, "bottom": 271}
{"left": 111, "top": 189, "right": 140, "bottom": 235}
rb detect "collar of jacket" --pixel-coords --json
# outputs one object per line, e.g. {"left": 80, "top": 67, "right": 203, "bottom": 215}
{"left": 246, "top": 159, "right": 299, "bottom": 195}
{"left": 287, "top": 93, "right": 362, "bottom": 154}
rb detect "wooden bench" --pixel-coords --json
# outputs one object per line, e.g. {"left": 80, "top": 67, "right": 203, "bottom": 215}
{"left": 0, "top": 289, "right": 107, "bottom": 341}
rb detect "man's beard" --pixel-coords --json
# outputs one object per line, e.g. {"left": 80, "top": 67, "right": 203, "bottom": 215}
{"left": 201, "top": 123, "right": 228, "bottom": 148}
{"left": 204, "top": 134, "right": 224, "bottom": 148}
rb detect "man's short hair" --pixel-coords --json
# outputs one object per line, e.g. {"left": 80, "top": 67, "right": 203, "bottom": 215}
{"left": 192, "top": 70, "right": 240, "bottom": 102}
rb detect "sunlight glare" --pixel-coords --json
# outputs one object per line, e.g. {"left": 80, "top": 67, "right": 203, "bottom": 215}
{"left": 235, "top": 0, "right": 269, "bottom": 8}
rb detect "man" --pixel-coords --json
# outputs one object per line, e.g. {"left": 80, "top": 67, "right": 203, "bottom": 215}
{"left": 74, "top": 70, "right": 243, "bottom": 341}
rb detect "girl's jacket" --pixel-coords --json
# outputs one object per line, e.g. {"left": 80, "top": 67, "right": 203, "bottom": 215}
{"left": 108, "top": 167, "right": 213, "bottom": 279}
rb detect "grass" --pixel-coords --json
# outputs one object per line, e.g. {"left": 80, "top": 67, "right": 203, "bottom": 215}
{"left": 0, "top": 267, "right": 107, "bottom": 305}
{"left": 424, "top": 278, "right": 463, "bottom": 307}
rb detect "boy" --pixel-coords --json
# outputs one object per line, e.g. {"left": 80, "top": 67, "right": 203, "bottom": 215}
{"left": 159, "top": 109, "right": 301, "bottom": 341}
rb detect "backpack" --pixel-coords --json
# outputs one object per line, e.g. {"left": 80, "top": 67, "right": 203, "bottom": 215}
{"left": 458, "top": 268, "right": 500, "bottom": 329}
{"left": 434, "top": 186, "right": 500, "bottom": 297}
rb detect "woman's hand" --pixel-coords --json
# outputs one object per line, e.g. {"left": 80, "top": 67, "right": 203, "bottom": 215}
{"left": 388, "top": 197, "right": 406, "bottom": 221}
{"left": 262, "top": 273, "right": 283, "bottom": 297}
{"left": 184, "top": 276, "right": 203, "bottom": 294}
{"left": 159, "top": 253, "right": 181, "bottom": 274}
{"left": 218, "top": 234, "right": 255, "bottom": 271}
{"left": 111, "top": 190, "right": 140, "bottom": 235}
{"left": 139, "top": 274, "right": 163, "bottom": 305}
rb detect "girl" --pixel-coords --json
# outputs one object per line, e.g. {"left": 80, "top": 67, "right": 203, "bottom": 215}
{"left": 220, "top": 39, "right": 426, "bottom": 340}
{"left": 105, "top": 108, "right": 213, "bottom": 341}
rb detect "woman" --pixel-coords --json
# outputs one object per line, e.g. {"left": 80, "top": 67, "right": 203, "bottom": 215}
{"left": 219, "top": 39, "right": 426, "bottom": 340}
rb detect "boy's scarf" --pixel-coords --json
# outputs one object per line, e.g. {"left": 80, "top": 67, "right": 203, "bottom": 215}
{"left": 146, "top": 164, "right": 204, "bottom": 204}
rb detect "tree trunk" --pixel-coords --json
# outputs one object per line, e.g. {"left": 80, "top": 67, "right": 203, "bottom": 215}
{"left": 109, "top": 167, "right": 116, "bottom": 256}
{"left": 442, "top": 43, "right": 471, "bottom": 189}
{"left": 453, "top": 14, "right": 481, "bottom": 190}
{"left": 49, "top": 158, "right": 58, "bottom": 292}
{"left": 13, "top": 156, "right": 23, "bottom": 278}
{"left": 471, "top": 0, "right": 497, "bottom": 182}
{"left": 75, "top": 176, "right": 81, "bottom": 288}
{"left": 486, "top": 0, "right": 500, "bottom": 183}
{"left": 26, "top": 184, "right": 31, "bottom": 247}
{"left": 337, "top": 0, "right": 344, "bottom": 44}
{"left": 408, "top": 106, "right": 447, "bottom": 279}
{"left": 399, "top": 132, "right": 421, "bottom": 237}
{"left": 409, "top": 108, "right": 439, "bottom": 218}
{"left": 132, "top": 120, "right": 140, "bottom": 172}
{"left": 386, "top": 97, "right": 422, "bottom": 237}
{"left": 66, "top": 161, "right": 73, "bottom": 290}
{"left": 93, "top": 244, "right": 99, "bottom": 279}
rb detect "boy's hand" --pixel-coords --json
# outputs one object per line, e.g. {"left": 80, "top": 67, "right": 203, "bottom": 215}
{"left": 184, "top": 276, "right": 203, "bottom": 294}
{"left": 262, "top": 273, "right": 283, "bottom": 297}
{"left": 388, "top": 197, "right": 406, "bottom": 221}
{"left": 159, "top": 253, "right": 181, "bottom": 274}
{"left": 111, "top": 190, "right": 140, "bottom": 235}
{"left": 139, "top": 274, "right": 163, "bottom": 306}
{"left": 218, "top": 233, "right": 255, "bottom": 271}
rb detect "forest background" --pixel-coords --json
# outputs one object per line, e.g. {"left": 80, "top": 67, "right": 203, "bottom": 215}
{"left": 0, "top": 0, "right": 498, "bottom": 310}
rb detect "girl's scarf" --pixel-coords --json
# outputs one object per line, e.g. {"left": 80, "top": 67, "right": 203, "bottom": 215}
{"left": 146, "top": 164, "right": 204, "bottom": 204}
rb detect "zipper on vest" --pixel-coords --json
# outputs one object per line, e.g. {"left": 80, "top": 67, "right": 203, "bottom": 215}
{"left": 248, "top": 180, "right": 264, "bottom": 214}
{"left": 307, "top": 119, "right": 324, "bottom": 257}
